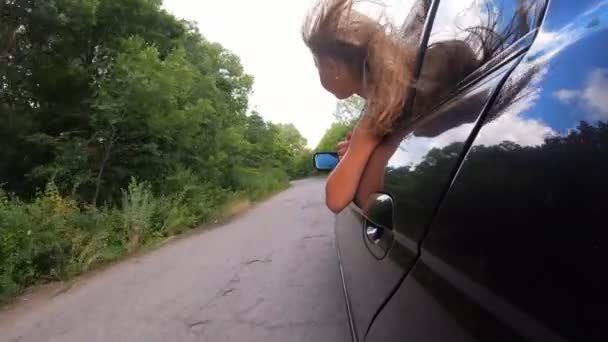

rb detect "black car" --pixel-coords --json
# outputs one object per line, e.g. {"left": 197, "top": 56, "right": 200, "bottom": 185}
{"left": 313, "top": 0, "right": 608, "bottom": 341}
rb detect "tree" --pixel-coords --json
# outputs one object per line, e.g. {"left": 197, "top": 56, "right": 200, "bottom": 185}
{"left": 0, "top": 0, "right": 306, "bottom": 205}
{"left": 315, "top": 96, "right": 364, "bottom": 152}
{"left": 315, "top": 122, "right": 352, "bottom": 152}
{"left": 333, "top": 95, "right": 364, "bottom": 125}
{"left": 0, "top": 0, "right": 188, "bottom": 199}
{"left": 0, "top": 0, "right": 314, "bottom": 303}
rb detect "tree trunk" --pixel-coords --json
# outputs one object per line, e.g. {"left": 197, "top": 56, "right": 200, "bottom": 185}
{"left": 93, "top": 127, "right": 116, "bottom": 206}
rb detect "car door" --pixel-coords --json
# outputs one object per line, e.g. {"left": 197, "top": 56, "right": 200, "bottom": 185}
{"left": 335, "top": 1, "right": 544, "bottom": 341}
{"left": 335, "top": 0, "right": 433, "bottom": 341}
{"left": 366, "top": 0, "right": 608, "bottom": 341}
{"left": 334, "top": 3, "right": 435, "bottom": 339}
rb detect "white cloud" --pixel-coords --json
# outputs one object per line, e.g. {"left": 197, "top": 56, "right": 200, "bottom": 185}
{"left": 475, "top": 112, "right": 556, "bottom": 147}
{"left": 388, "top": 123, "right": 473, "bottom": 168}
{"left": 388, "top": 0, "right": 608, "bottom": 169}
{"left": 388, "top": 109, "right": 555, "bottom": 168}
{"left": 357, "top": 0, "right": 415, "bottom": 25}
{"left": 526, "top": 26, "right": 580, "bottom": 64}
{"left": 583, "top": 0, "right": 608, "bottom": 16}
{"left": 533, "top": 30, "right": 558, "bottom": 49}
{"left": 477, "top": 67, "right": 556, "bottom": 147}
{"left": 553, "top": 89, "right": 581, "bottom": 104}
{"left": 429, "top": 0, "right": 484, "bottom": 43}
{"left": 549, "top": 69, "right": 608, "bottom": 122}
{"left": 525, "top": 0, "right": 608, "bottom": 123}
{"left": 582, "top": 68, "right": 608, "bottom": 121}
{"left": 388, "top": 61, "right": 555, "bottom": 169}
{"left": 527, "top": 0, "right": 607, "bottom": 64}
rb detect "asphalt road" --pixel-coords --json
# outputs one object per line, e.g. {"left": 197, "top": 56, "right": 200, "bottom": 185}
{"left": 0, "top": 178, "right": 350, "bottom": 342}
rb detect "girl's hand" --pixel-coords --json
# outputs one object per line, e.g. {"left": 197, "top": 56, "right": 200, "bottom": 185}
{"left": 337, "top": 131, "right": 352, "bottom": 160}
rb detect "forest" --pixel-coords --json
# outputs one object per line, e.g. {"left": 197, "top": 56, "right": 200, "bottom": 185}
{"left": 0, "top": 0, "right": 324, "bottom": 302}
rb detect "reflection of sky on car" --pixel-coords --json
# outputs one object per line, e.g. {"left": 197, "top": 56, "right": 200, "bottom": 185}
{"left": 428, "top": 0, "right": 546, "bottom": 43}
{"left": 360, "top": 0, "right": 490, "bottom": 42}
{"left": 357, "top": 0, "right": 416, "bottom": 24}
{"left": 388, "top": 0, "right": 608, "bottom": 169}
{"left": 523, "top": 1, "right": 608, "bottom": 131}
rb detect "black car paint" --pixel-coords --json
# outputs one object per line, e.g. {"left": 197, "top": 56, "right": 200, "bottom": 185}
{"left": 349, "top": 0, "right": 607, "bottom": 341}
{"left": 334, "top": 0, "right": 546, "bottom": 340}
{"left": 329, "top": 0, "right": 608, "bottom": 341}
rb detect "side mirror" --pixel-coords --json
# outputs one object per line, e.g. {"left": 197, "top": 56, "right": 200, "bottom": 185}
{"left": 313, "top": 152, "right": 339, "bottom": 172}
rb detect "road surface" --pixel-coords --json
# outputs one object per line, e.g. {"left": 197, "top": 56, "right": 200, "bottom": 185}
{"left": 0, "top": 178, "right": 350, "bottom": 342}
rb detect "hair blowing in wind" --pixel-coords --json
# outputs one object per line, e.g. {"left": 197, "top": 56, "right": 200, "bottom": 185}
{"left": 302, "top": 0, "right": 416, "bottom": 137}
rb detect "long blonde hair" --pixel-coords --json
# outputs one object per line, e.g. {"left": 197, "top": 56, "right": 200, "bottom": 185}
{"left": 303, "top": 0, "right": 540, "bottom": 136}
{"left": 302, "top": 0, "right": 416, "bottom": 136}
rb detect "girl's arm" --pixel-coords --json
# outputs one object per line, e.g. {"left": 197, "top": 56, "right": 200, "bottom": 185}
{"left": 325, "top": 117, "right": 381, "bottom": 213}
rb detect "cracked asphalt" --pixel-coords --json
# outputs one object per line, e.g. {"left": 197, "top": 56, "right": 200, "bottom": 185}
{"left": 0, "top": 178, "right": 350, "bottom": 342}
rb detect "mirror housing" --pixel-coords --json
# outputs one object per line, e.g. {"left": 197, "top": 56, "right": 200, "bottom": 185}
{"left": 313, "top": 152, "right": 339, "bottom": 172}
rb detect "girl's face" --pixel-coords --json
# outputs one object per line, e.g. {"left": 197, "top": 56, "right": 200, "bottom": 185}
{"left": 314, "top": 54, "right": 359, "bottom": 100}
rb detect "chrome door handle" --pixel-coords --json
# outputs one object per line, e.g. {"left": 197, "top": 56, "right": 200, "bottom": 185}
{"left": 366, "top": 224, "right": 383, "bottom": 244}
{"left": 362, "top": 193, "right": 395, "bottom": 259}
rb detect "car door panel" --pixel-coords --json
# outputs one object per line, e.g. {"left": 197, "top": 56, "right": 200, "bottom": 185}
{"left": 337, "top": 0, "right": 544, "bottom": 339}
{"left": 333, "top": 2, "right": 436, "bottom": 340}
{"left": 334, "top": 206, "right": 408, "bottom": 340}
{"left": 360, "top": 55, "right": 521, "bottom": 342}
{"left": 367, "top": 1, "right": 607, "bottom": 341}
{"left": 336, "top": 0, "right": 548, "bottom": 340}
{"left": 366, "top": 261, "right": 542, "bottom": 342}
{"left": 339, "top": 27, "right": 522, "bottom": 342}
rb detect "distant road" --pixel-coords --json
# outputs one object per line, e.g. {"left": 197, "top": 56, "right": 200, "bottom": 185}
{"left": 0, "top": 178, "right": 350, "bottom": 342}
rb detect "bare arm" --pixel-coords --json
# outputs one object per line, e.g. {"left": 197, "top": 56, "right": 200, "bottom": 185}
{"left": 325, "top": 117, "right": 381, "bottom": 213}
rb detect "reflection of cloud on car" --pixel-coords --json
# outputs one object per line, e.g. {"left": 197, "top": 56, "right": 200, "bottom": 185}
{"left": 553, "top": 68, "right": 608, "bottom": 121}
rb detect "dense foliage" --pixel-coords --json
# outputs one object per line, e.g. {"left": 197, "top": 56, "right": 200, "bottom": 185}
{"left": 0, "top": 0, "right": 312, "bottom": 302}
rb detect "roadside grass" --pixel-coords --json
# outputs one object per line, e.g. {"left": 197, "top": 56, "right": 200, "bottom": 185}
{"left": 0, "top": 175, "right": 293, "bottom": 306}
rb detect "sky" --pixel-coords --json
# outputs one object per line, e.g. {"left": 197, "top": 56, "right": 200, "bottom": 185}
{"left": 162, "top": 0, "right": 342, "bottom": 148}
{"left": 161, "top": 0, "right": 607, "bottom": 153}
{"left": 162, "top": 0, "right": 435, "bottom": 148}
{"left": 160, "top": 0, "right": 492, "bottom": 147}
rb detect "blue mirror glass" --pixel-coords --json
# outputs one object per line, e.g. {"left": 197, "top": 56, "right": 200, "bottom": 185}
{"left": 313, "top": 152, "right": 339, "bottom": 171}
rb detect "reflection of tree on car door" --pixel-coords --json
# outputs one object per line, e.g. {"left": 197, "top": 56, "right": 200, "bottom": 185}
{"left": 356, "top": 49, "right": 544, "bottom": 213}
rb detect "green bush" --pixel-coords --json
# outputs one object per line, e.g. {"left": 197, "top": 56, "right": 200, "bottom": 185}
{"left": 0, "top": 0, "right": 313, "bottom": 306}
{"left": 65, "top": 207, "right": 124, "bottom": 275}
{"left": 121, "top": 178, "right": 156, "bottom": 252}
{"left": 0, "top": 169, "right": 291, "bottom": 303}
{"left": 233, "top": 167, "right": 290, "bottom": 200}
{"left": 0, "top": 189, "right": 33, "bottom": 301}
{"left": 0, "top": 184, "right": 124, "bottom": 302}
